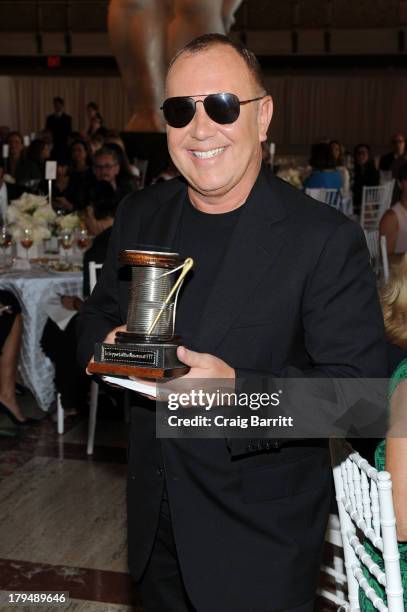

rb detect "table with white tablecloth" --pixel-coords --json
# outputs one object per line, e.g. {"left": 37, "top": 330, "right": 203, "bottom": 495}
{"left": 0, "top": 267, "right": 82, "bottom": 411}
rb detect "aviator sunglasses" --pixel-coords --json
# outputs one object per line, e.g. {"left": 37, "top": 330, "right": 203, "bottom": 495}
{"left": 160, "top": 92, "right": 267, "bottom": 128}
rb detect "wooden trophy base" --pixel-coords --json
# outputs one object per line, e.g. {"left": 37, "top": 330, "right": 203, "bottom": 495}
{"left": 88, "top": 361, "right": 189, "bottom": 379}
{"left": 88, "top": 336, "right": 189, "bottom": 379}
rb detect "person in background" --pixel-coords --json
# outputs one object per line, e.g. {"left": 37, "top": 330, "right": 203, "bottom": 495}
{"left": 47, "top": 161, "right": 76, "bottom": 213}
{"left": 89, "top": 132, "right": 105, "bottom": 156}
{"left": 379, "top": 163, "right": 407, "bottom": 258}
{"left": 5, "top": 132, "right": 25, "bottom": 180}
{"left": 303, "top": 142, "right": 342, "bottom": 191}
{"left": 68, "top": 139, "right": 93, "bottom": 209}
{"left": 45, "top": 97, "right": 72, "bottom": 162}
{"left": 380, "top": 132, "right": 407, "bottom": 180}
{"left": 380, "top": 254, "right": 407, "bottom": 373}
{"left": 352, "top": 143, "right": 380, "bottom": 217}
{"left": 39, "top": 129, "right": 53, "bottom": 149}
{"left": 86, "top": 102, "right": 100, "bottom": 136}
{"left": 92, "top": 146, "right": 135, "bottom": 203}
{"left": 104, "top": 137, "right": 140, "bottom": 185}
{"left": 15, "top": 139, "right": 50, "bottom": 189}
{"left": 0, "top": 290, "right": 36, "bottom": 426}
{"left": 88, "top": 113, "right": 105, "bottom": 136}
{"left": 329, "top": 139, "right": 350, "bottom": 196}
{"left": 41, "top": 182, "right": 117, "bottom": 413}
{"left": 380, "top": 132, "right": 407, "bottom": 203}
{"left": 104, "top": 134, "right": 141, "bottom": 186}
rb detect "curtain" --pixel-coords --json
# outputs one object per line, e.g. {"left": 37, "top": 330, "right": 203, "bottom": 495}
{"left": 9, "top": 74, "right": 407, "bottom": 151}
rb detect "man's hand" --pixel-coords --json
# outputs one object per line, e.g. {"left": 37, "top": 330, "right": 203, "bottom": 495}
{"left": 103, "top": 324, "right": 127, "bottom": 344}
{"left": 176, "top": 346, "right": 235, "bottom": 380}
{"left": 61, "top": 295, "right": 83, "bottom": 311}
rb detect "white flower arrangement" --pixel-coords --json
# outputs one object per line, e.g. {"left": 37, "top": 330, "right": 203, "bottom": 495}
{"left": 56, "top": 212, "right": 81, "bottom": 232}
{"left": 7, "top": 193, "right": 57, "bottom": 244}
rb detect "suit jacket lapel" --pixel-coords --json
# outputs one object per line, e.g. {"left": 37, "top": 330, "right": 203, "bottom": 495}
{"left": 194, "top": 168, "right": 289, "bottom": 353}
{"left": 138, "top": 180, "right": 186, "bottom": 251}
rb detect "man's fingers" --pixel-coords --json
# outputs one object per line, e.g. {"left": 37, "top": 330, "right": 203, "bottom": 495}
{"left": 86, "top": 356, "right": 95, "bottom": 376}
{"left": 177, "top": 346, "right": 209, "bottom": 369}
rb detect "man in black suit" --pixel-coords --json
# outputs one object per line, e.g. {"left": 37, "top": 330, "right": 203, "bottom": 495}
{"left": 45, "top": 97, "right": 72, "bottom": 162}
{"left": 77, "top": 34, "right": 386, "bottom": 612}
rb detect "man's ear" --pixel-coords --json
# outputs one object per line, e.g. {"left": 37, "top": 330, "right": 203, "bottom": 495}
{"left": 258, "top": 95, "right": 273, "bottom": 143}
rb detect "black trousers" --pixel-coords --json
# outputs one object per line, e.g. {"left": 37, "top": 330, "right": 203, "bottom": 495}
{"left": 41, "top": 315, "right": 89, "bottom": 411}
{"left": 137, "top": 499, "right": 315, "bottom": 612}
{"left": 138, "top": 499, "right": 196, "bottom": 612}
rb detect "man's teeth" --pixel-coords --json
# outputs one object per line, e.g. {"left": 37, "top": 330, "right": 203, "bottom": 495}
{"left": 192, "top": 147, "right": 225, "bottom": 159}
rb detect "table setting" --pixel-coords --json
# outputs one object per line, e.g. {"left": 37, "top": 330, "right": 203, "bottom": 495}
{"left": 0, "top": 192, "right": 92, "bottom": 411}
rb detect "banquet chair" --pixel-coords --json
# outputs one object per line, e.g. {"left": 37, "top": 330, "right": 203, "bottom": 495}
{"left": 56, "top": 261, "right": 103, "bottom": 441}
{"left": 360, "top": 181, "right": 394, "bottom": 232}
{"left": 330, "top": 439, "right": 404, "bottom": 611}
{"left": 305, "top": 188, "right": 341, "bottom": 210}
{"left": 364, "top": 230, "right": 390, "bottom": 284}
{"left": 86, "top": 261, "right": 103, "bottom": 454}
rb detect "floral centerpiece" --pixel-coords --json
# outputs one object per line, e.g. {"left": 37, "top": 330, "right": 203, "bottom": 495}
{"left": 55, "top": 212, "right": 81, "bottom": 233}
{"left": 7, "top": 193, "right": 56, "bottom": 244}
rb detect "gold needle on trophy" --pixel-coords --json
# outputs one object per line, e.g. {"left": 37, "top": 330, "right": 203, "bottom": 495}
{"left": 147, "top": 257, "right": 194, "bottom": 335}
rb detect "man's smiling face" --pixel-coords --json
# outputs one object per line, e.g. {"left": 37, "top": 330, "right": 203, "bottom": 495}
{"left": 165, "top": 44, "right": 272, "bottom": 212}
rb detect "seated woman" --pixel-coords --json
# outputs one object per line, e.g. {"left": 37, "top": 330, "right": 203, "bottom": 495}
{"left": 0, "top": 290, "right": 35, "bottom": 425}
{"left": 15, "top": 139, "right": 51, "bottom": 190}
{"left": 329, "top": 139, "right": 350, "bottom": 196}
{"left": 380, "top": 163, "right": 407, "bottom": 258}
{"left": 359, "top": 258, "right": 407, "bottom": 610}
{"left": 352, "top": 143, "right": 379, "bottom": 217}
{"left": 41, "top": 182, "right": 117, "bottom": 412}
{"left": 68, "top": 139, "right": 93, "bottom": 209}
{"left": 303, "top": 142, "right": 343, "bottom": 191}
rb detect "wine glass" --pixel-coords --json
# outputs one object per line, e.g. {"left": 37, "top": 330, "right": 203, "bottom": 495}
{"left": 20, "top": 228, "right": 33, "bottom": 262}
{"left": 0, "top": 225, "right": 12, "bottom": 267}
{"left": 76, "top": 228, "right": 91, "bottom": 251}
{"left": 59, "top": 230, "right": 73, "bottom": 263}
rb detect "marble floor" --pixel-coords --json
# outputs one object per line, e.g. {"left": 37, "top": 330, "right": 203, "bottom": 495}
{"left": 0, "top": 391, "right": 338, "bottom": 612}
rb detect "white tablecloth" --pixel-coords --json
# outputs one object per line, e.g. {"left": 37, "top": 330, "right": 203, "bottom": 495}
{"left": 0, "top": 267, "right": 82, "bottom": 411}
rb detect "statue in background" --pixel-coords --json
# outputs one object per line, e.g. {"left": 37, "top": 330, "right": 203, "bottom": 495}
{"left": 108, "top": 0, "right": 243, "bottom": 131}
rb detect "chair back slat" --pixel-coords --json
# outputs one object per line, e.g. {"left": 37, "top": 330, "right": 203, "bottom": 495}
{"left": 305, "top": 187, "right": 342, "bottom": 210}
{"left": 364, "top": 230, "right": 390, "bottom": 283}
{"left": 88, "top": 261, "right": 103, "bottom": 293}
{"left": 360, "top": 180, "right": 394, "bottom": 231}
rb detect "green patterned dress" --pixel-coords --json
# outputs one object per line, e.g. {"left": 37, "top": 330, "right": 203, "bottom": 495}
{"left": 359, "top": 358, "right": 407, "bottom": 610}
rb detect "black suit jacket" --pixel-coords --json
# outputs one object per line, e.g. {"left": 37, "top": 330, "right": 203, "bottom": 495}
{"left": 77, "top": 168, "right": 386, "bottom": 611}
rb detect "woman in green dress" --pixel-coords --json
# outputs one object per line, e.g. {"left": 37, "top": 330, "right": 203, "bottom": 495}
{"left": 359, "top": 256, "right": 407, "bottom": 609}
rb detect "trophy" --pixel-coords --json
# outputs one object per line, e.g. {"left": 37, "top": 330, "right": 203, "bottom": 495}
{"left": 88, "top": 249, "right": 194, "bottom": 379}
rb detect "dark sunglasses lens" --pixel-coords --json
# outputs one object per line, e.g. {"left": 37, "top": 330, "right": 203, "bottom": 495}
{"left": 163, "top": 97, "right": 196, "bottom": 127}
{"left": 204, "top": 93, "right": 240, "bottom": 124}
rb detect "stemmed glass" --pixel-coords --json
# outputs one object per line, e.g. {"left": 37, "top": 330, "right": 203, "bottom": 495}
{"left": 59, "top": 230, "right": 73, "bottom": 263}
{"left": 20, "top": 228, "right": 33, "bottom": 263}
{"left": 76, "top": 228, "right": 91, "bottom": 251}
